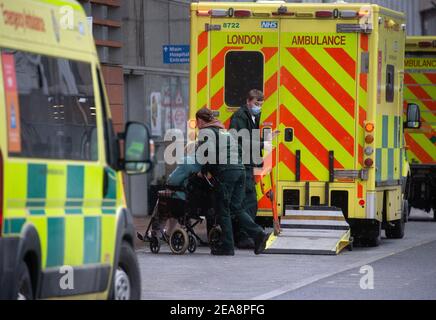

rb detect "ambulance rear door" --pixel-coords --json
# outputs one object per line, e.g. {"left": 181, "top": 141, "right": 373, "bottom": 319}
{"left": 278, "top": 19, "right": 362, "bottom": 190}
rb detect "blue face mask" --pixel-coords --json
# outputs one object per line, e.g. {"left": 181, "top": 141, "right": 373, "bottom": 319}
{"left": 251, "top": 105, "right": 262, "bottom": 115}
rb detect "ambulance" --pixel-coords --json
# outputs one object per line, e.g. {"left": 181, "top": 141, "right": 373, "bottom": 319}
{"left": 403, "top": 36, "right": 436, "bottom": 220}
{"left": 189, "top": 1, "right": 420, "bottom": 253}
{"left": 0, "top": 0, "right": 152, "bottom": 299}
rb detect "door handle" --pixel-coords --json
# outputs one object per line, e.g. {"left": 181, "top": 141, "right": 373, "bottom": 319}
{"left": 284, "top": 128, "right": 294, "bottom": 142}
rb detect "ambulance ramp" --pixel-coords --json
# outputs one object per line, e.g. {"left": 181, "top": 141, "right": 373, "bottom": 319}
{"left": 264, "top": 207, "right": 351, "bottom": 255}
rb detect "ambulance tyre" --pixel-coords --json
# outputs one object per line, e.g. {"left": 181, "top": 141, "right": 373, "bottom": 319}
{"left": 16, "top": 262, "right": 33, "bottom": 300}
{"left": 385, "top": 217, "right": 405, "bottom": 239}
{"left": 112, "top": 241, "right": 141, "bottom": 300}
{"left": 352, "top": 221, "right": 381, "bottom": 247}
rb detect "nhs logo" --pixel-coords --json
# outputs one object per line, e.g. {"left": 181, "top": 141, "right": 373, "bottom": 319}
{"left": 261, "top": 21, "right": 278, "bottom": 29}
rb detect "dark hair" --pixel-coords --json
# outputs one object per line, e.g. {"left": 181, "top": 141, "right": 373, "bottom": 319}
{"left": 247, "top": 89, "right": 264, "bottom": 101}
{"left": 195, "top": 107, "right": 215, "bottom": 122}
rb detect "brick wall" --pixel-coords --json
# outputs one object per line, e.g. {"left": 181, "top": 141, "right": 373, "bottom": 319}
{"left": 102, "top": 65, "right": 124, "bottom": 133}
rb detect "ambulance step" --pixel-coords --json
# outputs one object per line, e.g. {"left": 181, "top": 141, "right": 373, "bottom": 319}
{"left": 263, "top": 207, "right": 351, "bottom": 255}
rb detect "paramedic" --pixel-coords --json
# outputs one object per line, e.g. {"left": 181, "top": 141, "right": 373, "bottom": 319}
{"left": 195, "top": 107, "right": 270, "bottom": 256}
{"left": 229, "top": 89, "right": 279, "bottom": 248}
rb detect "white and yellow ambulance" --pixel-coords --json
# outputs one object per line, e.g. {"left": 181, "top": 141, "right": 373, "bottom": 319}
{"left": 189, "top": 1, "right": 419, "bottom": 253}
{"left": 0, "top": 0, "right": 152, "bottom": 299}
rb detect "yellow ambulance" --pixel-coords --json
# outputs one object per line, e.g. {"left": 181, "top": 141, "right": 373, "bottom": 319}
{"left": 403, "top": 36, "right": 436, "bottom": 219}
{"left": 0, "top": 0, "right": 151, "bottom": 299}
{"left": 189, "top": 1, "right": 420, "bottom": 252}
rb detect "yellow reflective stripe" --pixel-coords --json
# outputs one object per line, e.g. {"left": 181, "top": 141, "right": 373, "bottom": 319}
{"left": 101, "top": 215, "right": 117, "bottom": 264}
{"left": 413, "top": 134, "right": 436, "bottom": 159}
{"left": 45, "top": 164, "right": 67, "bottom": 217}
{"left": 280, "top": 88, "right": 355, "bottom": 168}
{"left": 306, "top": 47, "right": 356, "bottom": 96}
{"left": 4, "top": 162, "right": 27, "bottom": 212}
{"left": 388, "top": 116, "right": 395, "bottom": 148}
{"left": 277, "top": 161, "right": 295, "bottom": 181}
{"left": 404, "top": 87, "right": 436, "bottom": 123}
{"left": 283, "top": 49, "right": 355, "bottom": 136}
{"left": 197, "top": 34, "right": 209, "bottom": 109}
{"left": 83, "top": 165, "right": 103, "bottom": 215}
{"left": 64, "top": 216, "right": 84, "bottom": 266}
{"left": 278, "top": 126, "right": 328, "bottom": 181}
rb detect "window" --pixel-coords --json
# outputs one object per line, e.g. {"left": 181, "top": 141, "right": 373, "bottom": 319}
{"left": 2, "top": 49, "right": 98, "bottom": 160}
{"left": 225, "top": 51, "right": 264, "bottom": 108}
{"left": 386, "top": 64, "right": 395, "bottom": 103}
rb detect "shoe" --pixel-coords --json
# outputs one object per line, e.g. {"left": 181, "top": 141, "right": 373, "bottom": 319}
{"left": 235, "top": 237, "right": 255, "bottom": 249}
{"left": 254, "top": 232, "right": 271, "bottom": 255}
{"left": 211, "top": 248, "right": 235, "bottom": 256}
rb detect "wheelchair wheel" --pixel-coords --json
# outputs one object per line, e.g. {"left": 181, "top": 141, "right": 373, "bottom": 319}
{"left": 169, "top": 228, "right": 189, "bottom": 254}
{"left": 208, "top": 226, "right": 222, "bottom": 251}
{"left": 149, "top": 236, "right": 160, "bottom": 254}
{"left": 188, "top": 234, "right": 197, "bottom": 253}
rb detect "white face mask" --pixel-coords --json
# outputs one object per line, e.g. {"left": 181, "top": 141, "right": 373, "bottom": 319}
{"left": 251, "top": 105, "right": 261, "bottom": 115}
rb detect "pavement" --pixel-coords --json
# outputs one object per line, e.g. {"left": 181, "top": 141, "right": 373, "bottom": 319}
{"left": 135, "top": 208, "right": 436, "bottom": 300}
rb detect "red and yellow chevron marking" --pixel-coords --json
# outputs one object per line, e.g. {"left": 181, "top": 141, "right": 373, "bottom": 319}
{"left": 278, "top": 32, "right": 358, "bottom": 182}
{"left": 256, "top": 46, "right": 279, "bottom": 212}
{"left": 196, "top": 31, "right": 209, "bottom": 110}
{"left": 206, "top": 31, "right": 280, "bottom": 212}
{"left": 403, "top": 69, "right": 436, "bottom": 164}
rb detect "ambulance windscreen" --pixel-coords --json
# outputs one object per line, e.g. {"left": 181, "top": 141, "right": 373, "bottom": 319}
{"left": 225, "top": 51, "right": 264, "bottom": 108}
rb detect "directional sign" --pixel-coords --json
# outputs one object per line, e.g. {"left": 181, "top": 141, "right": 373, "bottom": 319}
{"left": 163, "top": 45, "right": 190, "bottom": 64}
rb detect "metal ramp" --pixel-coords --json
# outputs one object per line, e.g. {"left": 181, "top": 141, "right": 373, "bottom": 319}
{"left": 263, "top": 206, "right": 352, "bottom": 255}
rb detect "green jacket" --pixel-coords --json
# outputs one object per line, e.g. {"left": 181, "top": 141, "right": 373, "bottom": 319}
{"left": 229, "top": 105, "right": 263, "bottom": 167}
{"left": 197, "top": 126, "right": 244, "bottom": 174}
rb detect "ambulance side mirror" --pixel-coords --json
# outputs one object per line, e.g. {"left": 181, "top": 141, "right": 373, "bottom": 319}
{"left": 404, "top": 103, "right": 421, "bottom": 129}
{"left": 123, "top": 122, "right": 153, "bottom": 175}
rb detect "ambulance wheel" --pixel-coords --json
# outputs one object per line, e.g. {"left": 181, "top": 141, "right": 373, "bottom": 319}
{"left": 17, "top": 262, "right": 33, "bottom": 300}
{"left": 188, "top": 234, "right": 197, "bottom": 253}
{"left": 112, "top": 241, "right": 141, "bottom": 300}
{"left": 208, "top": 226, "right": 222, "bottom": 251}
{"left": 169, "top": 228, "right": 189, "bottom": 254}
{"left": 403, "top": 200, "right": 409, "bottom": 223}
{"left": 385, "top": 216, "right": 405, "bottom": 239}
{"left": 149, "top": 236, "right": 160, "bottom": 254}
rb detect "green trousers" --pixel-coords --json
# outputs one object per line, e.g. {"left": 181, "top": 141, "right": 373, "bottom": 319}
{"left": 215, "top": 168, "right": 264, "bottom": 251}
{"left": 234, "top": 167, "right": 259, "bottom": 243}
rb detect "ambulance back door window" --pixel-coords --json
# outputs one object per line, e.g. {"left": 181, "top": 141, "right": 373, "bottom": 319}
{"left": 225, "top": 51, "right": 263, "bottom": 107}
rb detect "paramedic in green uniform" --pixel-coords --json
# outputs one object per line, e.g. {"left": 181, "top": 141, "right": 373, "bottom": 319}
{"left": 195, "top": 107, "right": 270, "bottom": 256}
{"left": 229, "top": 89, "right": 279, "bottom": 248}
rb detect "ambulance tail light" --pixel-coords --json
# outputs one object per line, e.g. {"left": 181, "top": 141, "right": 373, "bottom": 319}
{"left": 364, "top": 146, "right": 374, "bottom": 156}
{"left": 234, "top": 10, "right": 251, "bottom": 17}
{"left": 196, "top": 10, "right": 210, "bottom": 17}
{"left": 365, "top": 135, "right": 374, "bottom": 144}
{"left": 418, "top": 41, "right": 433, "bottom": 48}
{"left": 210, "top": 9, "right": 228, "bottom": 17}
{"left": 315, "top": 10, "right": 333, "bottom": 18}
{"left": 365, "top": 122, "right": 374, "bottom": 133}
{"left": 364, "top": 158, "right": 374, "bottom": 167}
{"left": 0, "top": 149, "right": 4, "bottom": 236}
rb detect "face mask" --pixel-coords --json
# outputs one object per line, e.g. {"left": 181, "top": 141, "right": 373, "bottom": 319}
{"left": 251, "top": 105, "right": 261, "bottom": 115}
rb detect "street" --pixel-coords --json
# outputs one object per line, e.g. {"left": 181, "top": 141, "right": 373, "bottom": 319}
{"left": 137, "top": 209, "right": 436, "bottom": 300}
